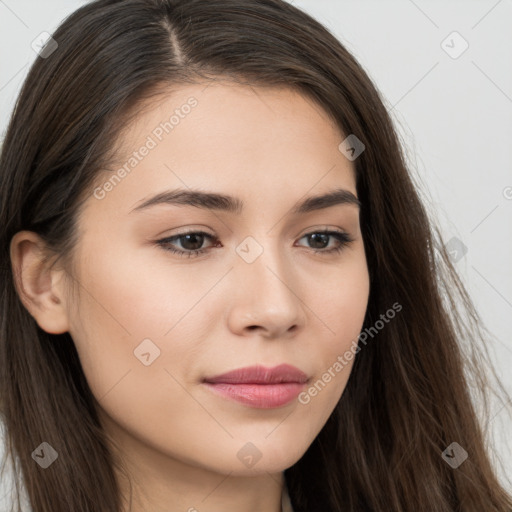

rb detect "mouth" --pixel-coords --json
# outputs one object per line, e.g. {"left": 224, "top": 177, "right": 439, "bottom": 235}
{"left": 202, "top": 364, "right": 309, "bottom": 409}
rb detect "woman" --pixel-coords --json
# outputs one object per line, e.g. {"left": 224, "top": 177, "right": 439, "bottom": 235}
{"left": 1, "top": 0, "right": 511, "bottom": 511}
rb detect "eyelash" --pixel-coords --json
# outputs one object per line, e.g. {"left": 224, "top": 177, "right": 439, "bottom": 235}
{"left": 156, "top": 229, "right": 354, "bottom": 258}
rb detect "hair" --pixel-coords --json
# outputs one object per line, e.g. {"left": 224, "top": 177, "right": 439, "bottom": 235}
{"left": 0, "top": 0, "right": 511, "bottom": 510}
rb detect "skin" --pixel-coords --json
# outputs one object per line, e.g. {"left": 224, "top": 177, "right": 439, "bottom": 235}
{"left": 11, "top": 82, "right": 370, "bottom": 512}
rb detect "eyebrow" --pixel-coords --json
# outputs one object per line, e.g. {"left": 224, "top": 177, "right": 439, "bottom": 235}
{"left": 129, "top": 187, "right": 361, "bottom": 215}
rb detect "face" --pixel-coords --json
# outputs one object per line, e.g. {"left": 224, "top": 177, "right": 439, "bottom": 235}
{"left": 65, "top": 82, "right": 369, "bottom": 478}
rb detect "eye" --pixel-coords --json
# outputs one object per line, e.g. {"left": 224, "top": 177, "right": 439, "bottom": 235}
{"left": 156, "top": 229, "right": 353, "bottom": 258}
{"left": 295, "top": 230, "right": 353, "bottom": 255}
{"left": 156, "top": 230, "right": 217, "bottom": 258}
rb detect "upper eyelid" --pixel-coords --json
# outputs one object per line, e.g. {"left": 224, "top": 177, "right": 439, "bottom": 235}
{"left": 161, "top": 224, "right": 350, "bottom": 238}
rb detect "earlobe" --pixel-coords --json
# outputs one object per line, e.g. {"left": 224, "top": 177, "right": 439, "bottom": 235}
{"left": 9, "top": 231, "right": 70, "bottom": 334}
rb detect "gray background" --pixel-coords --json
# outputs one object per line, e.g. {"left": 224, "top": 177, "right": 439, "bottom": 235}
{"left": 1, "top": 0, "right": 511, "bottom": 505}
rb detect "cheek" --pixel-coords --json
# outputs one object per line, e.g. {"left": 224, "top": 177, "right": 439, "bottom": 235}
{"left": 315, "top": 249, "right": 370, "bottom": 346}
{"left": 65, "top": 251, "right": 181, "bottom": 403}
{"left": 66, "top": 263, "right": 204, "bottom": 456}
{"left": 67, "top": 239, "right": 227, "bottom": 411}
{"left": 298, "top": 254, "right": 369, "bottom": 416}
{"left": 69, "top": 246, "right": 195, "bottom": 343}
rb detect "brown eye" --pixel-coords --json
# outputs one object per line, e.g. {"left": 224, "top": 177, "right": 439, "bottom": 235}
{"left": 157, "top": 231, "right": 217, "bottom": 258}
{"left": 296, "top": 230, "right": 353, "bottom": 254}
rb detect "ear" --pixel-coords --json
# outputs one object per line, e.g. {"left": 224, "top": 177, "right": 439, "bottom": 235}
{"left": 9, "top": 231, "right": 70, "bottom": 334}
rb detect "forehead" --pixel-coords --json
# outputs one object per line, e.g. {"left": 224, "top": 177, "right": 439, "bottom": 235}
{"left": 88, "top": 82, "right": 357, "bottom": 216}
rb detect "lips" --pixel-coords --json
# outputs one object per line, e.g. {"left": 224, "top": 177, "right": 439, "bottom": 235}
{"left": 202, "top": 364, "right": 309, "bottom": 409}
{"left": 203, "top": 364, "right": 309, "bottom": 385}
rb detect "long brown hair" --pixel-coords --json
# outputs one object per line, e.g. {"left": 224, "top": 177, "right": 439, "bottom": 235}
{"left": 1, "top": 0, "right": 511, "bottom": 510}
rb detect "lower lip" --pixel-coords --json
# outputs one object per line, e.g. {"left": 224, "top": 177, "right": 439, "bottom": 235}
{"left": 203, "top": 382, "right": 306, "bottom": 408}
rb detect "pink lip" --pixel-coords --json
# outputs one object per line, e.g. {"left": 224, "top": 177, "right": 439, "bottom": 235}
{"left": 202, "top": 364, "right": 309, "bottom": 409}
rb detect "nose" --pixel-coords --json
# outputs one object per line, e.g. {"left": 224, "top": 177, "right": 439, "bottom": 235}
{"left": 226, "top": 242, "right": 307, "bottom": 339}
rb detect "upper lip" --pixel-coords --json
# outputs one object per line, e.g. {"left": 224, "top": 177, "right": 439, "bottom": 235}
{"left": 203, "top": 364, "right": 309, "bottom": 384}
